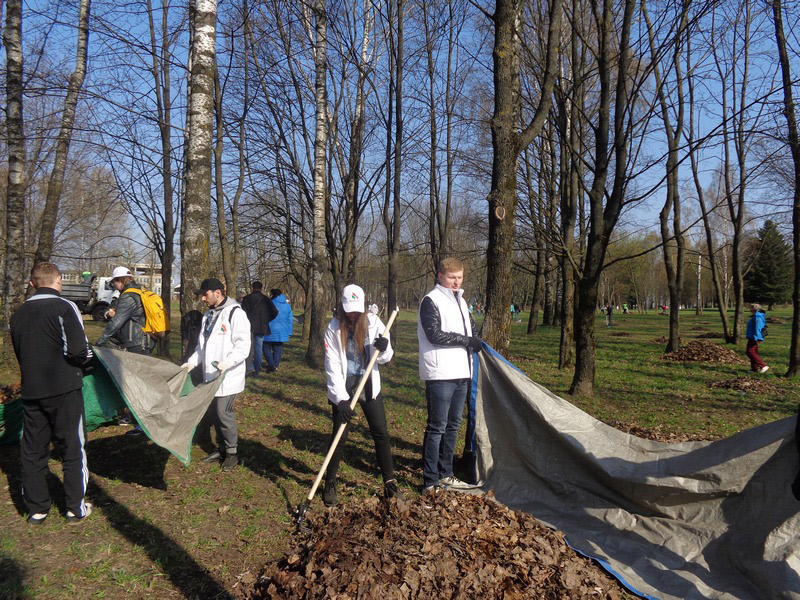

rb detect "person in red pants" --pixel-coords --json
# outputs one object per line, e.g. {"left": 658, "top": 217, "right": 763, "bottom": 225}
{"left": 745, "top": 303, "right": 768, "bottom": 373}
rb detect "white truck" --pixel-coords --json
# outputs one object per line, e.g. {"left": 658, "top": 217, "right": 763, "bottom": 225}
{"left": 61, "top": 274, "right": 117, "bottom": 320}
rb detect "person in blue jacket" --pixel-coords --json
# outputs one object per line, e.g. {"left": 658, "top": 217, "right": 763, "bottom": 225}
{"left": 263, "top": 289, "right": 294, "bottom": 372}
{"left": 745, "top": 303, "right": 769, "bottom": 373}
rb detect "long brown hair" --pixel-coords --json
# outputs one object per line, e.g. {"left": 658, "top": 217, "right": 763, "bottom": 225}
{"left": 337, "top": 302, "right": 369, "bottom": 358}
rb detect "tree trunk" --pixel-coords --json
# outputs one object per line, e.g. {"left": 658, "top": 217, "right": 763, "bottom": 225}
{"left": 34, "top": 0, "right": 90, "bottom": 265}
{"left": 769, "top": 0, "right": 800, "bottom": 375}
{"left": 483, "top": 0, "right": 562, "bottom": 354}
{"left": 387, "top": 0, "right": 402, "bottom": 346}
{"left": 181, "top": 0, "right": 215, "bottom": 317}
{"left": 2, "top": 0, "right": 27, "bottom": 336}
{"left": 305, "top": 0, "right": 329, "bottom": 369}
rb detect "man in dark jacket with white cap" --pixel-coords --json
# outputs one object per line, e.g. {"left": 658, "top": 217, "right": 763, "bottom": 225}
{"left": 95, "top": 266, "right": 151, "bottom": 354}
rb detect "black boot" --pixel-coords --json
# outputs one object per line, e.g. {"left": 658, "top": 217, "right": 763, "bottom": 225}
{"left": 384, "top": 479, "right": 404, "bottom": 500}
{"left": 323, "top": 478, "right": 337, "bottom": 507}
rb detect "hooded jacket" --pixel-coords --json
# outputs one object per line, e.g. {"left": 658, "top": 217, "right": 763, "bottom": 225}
{"left": 186, "top": 297, "right": 252, "bottom": 396}
{"left": 324, "top": 313, "right": 393, "bottom": 404}
{"left": 417, "top": 284, "right": 475, "bottom": 381}
{"left": 746, "top": 310, "right": 767, "bottom": 342}
{"left": 263, "top": 294, "right": 293, "bottom": 343}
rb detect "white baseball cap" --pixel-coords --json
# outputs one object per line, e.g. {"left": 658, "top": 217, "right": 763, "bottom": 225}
{"left": 111, "top": 266, "right": 133, "bottom": 280}
{"left": 341, "top": 284, "right": 365, "bottom": 313}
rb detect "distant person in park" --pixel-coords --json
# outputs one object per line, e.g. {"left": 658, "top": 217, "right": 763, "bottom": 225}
{"left": 263, "top": 288, "right": 293, "bottom": 372}
{"left": 10, "top": 262, "right": 93, "bottom": 524}
{"left": 240, "top": 281, "right": 278, "bottom": 377}
{"left": 418, "top": 257, "right": 482, "bottom": 495}
{"left": 622, "top": 303, "right": 629, "bottom": 315}
{"left": 746, "top": 303, "right": 769, "bottom": 373}
{"left": 182, "top": 278, "right": 251, "bottom": 471}
{"left": 322, "top": 284, "right": 401, "bottom": 506}
{"left": 660, "top": 304, "right": 668, "bottom": 315}
{"left": 95, "top": 266, "right": 152, "bottom": 354}
{"left": 605, "top": 304, "right": 613, "bottom": 327}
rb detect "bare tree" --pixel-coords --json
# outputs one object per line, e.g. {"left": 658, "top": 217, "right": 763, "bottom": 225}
{"left": 306, "top": 0, "right": 329, "bottom": 369}
{"left": 483, "top": 0, "right": 563, "bottom": 354}
{"left": 181, "top": 0, "right": 216, "bottom": 315}
{"left": 34, "top": 0, "right": 91, "bottom": 266}
{"left": 768, "top": 0, "right": 800, "bottom": 375}
{"left": 2, "top": 0, "right": 27, "bottom": 336}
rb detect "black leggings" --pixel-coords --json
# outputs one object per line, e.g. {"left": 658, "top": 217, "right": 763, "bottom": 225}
{"left": 327, "top": 392, "right": 395, "bottom": 483}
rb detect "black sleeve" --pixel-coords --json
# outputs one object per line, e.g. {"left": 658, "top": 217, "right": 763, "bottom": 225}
{"left": 420, "top": 297, "right": 470, "bottom": 348}
{"left": 63, "top": 303, "right": 93, "bottom": 365}
{"left": 97, "top": 293, "right": 136, "bottom": 344}
{"left": 265, "top": 297, "right": 278, "bottom": 322}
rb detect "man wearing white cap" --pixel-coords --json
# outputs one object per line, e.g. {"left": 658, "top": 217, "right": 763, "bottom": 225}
{"left": 95, "top": 266, "right": 151, "bottom": 354}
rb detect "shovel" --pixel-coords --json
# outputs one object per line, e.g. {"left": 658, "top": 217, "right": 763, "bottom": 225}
{"left": 294, "top": 307, "right": 400, "bottom": 529}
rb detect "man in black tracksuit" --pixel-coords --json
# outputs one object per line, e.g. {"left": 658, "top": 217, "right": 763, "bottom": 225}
{"left": 10, "top": 262, "right": 94, "bottom": 524}
{"left": 240, "top": 281, "right": 278, "bottom": 376}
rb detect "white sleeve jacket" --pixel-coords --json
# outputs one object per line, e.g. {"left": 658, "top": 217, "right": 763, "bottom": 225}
{"left": 324, "top": 313, "right": 393, "bottom": 404}
{"left": 186, "top": 297, "right": 251, "bottom": 396}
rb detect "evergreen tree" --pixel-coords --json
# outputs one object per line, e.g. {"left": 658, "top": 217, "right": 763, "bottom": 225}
{"left": 744, "top": 220, "right": 793, "bottom": 309}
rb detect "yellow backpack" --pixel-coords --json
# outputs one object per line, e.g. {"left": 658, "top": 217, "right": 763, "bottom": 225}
{"left": 125, "top": 288, "right": 169, "bottom": 338}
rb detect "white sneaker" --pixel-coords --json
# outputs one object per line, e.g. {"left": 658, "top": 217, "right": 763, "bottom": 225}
{"left": 66, "top": 502, "right": 92, "bottom": 523}
{"left": 439, "top": 476, "right": 478, "bottom": 490}
{"left": 759, "top": 366, "right": 770, "bottom": 373}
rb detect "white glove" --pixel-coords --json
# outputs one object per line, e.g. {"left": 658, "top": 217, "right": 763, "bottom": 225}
{"left": 215, "top": 359, "right": 234, "bottom": 372}
{"left": 180, "top": 362, "right": 193, "bottom": 371}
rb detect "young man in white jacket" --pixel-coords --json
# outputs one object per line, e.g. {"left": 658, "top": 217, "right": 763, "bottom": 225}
{"left": 322, "top": 284, "right": 401, "bottom": 505}
{"left": 418, "top": 257, "right": 482, "bottom": 493}
{"left": 183, "top": 278, "right": 251, "bottom": 471}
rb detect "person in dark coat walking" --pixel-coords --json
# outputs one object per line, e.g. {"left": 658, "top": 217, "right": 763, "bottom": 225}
{"left": 240, "top": 281, "right": 278, "bottom": 376}
{"left": 263, "top": 289, "right": 293, "bottom": 372}
{"left": 10, "top": 262, "right": 94, "bottom": 524}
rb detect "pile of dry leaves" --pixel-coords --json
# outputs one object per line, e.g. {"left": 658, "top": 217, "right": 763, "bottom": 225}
{"left": 663, "top": 340, "right": 745, "bottom": 364}
{"left": 249, "top": 492, "right": 626, "bottom": 599}
{"left": 610, "top": 331, "right": 632, "bottom": 337}
{"left": 709, "top": 377, "right": 779, "bottom": 394}
{"left": 0, "top": 383, "right": 21, "bottom": 405}
{"left": 650, "top": 336, "right": 669, "bottom": 344}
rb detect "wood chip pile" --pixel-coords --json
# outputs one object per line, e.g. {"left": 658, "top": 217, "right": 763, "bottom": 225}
{"left": 249, "top": 492, "right": 626, "bottom": 599}
{"left": 663, "top": 340, "right": 745, "bottom": 364}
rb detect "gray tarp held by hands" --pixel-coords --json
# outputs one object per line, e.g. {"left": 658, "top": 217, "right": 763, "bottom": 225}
{"left": 94, "top": 347, "right": 223, "bottom": 465}
{"left": 473, "top": 345, "right": 800, "bottom": 600}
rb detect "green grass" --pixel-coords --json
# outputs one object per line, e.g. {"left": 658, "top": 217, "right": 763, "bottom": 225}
{"left": 0, "top": 307, "right": 797, "bottom": 597}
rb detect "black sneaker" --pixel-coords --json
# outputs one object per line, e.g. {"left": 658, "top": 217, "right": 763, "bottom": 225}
{"left": 27, "top": 512, "right": 48, "bottom": 525}
{"left": 222, "top": 453, "right": 238, "bottom": 471}
{"left": 323, "top": 479, "right": 337, "bottom": 507}
{"left": 125, "top": 425, "right": 143, "bottom": 437}
{"left": 200, "top": 451, "right": 222, "bottom": 463}
{"left": 384, "top": 479, "right": 404, "bottom": 500}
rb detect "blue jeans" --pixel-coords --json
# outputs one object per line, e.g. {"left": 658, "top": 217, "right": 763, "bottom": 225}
{"left": 248, "top": 334, "right": 265, "bottom": 374}
{"left": 263, "top": 341, "right": 283, "bottom": 370}
{"left": 422, "top": 378, "right": 469, "bottom": 488}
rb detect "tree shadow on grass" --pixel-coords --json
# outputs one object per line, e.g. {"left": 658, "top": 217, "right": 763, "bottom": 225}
{"left": 85, "top": 433, "right": 170, "bottom": 490}
{"left": 0, "top": 553, "right": 26, "bottom": 600}
{"left": 88, "top": 476, "right": 232, "bottom": 599}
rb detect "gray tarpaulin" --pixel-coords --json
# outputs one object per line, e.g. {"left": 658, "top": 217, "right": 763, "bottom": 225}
{"left": 473, "top": 345, "right": 800, "bottom": 600}
{"left": 94, "top": 347, "right": 223, "bottom": 465}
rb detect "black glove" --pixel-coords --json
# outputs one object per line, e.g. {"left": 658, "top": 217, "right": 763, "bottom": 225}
{"left": 467, "top": 337, "right": 483, "bottom": 352}
{"left": 337, "top": 403, "right": 355, "bottom": 423}
{"left": 373, "top": 335, "right": 389, "bottom": 352}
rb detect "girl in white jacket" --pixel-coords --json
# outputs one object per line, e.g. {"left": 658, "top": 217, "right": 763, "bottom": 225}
{"left": 322, "top": 284, "right": 402, "bottom": 506}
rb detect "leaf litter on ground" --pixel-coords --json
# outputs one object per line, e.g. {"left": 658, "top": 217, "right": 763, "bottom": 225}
{"left": 709, "top": 377, "right": 780, "bottom": 394}
{"left": 248, "top": 491, "right": 627, "bottom": 599}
